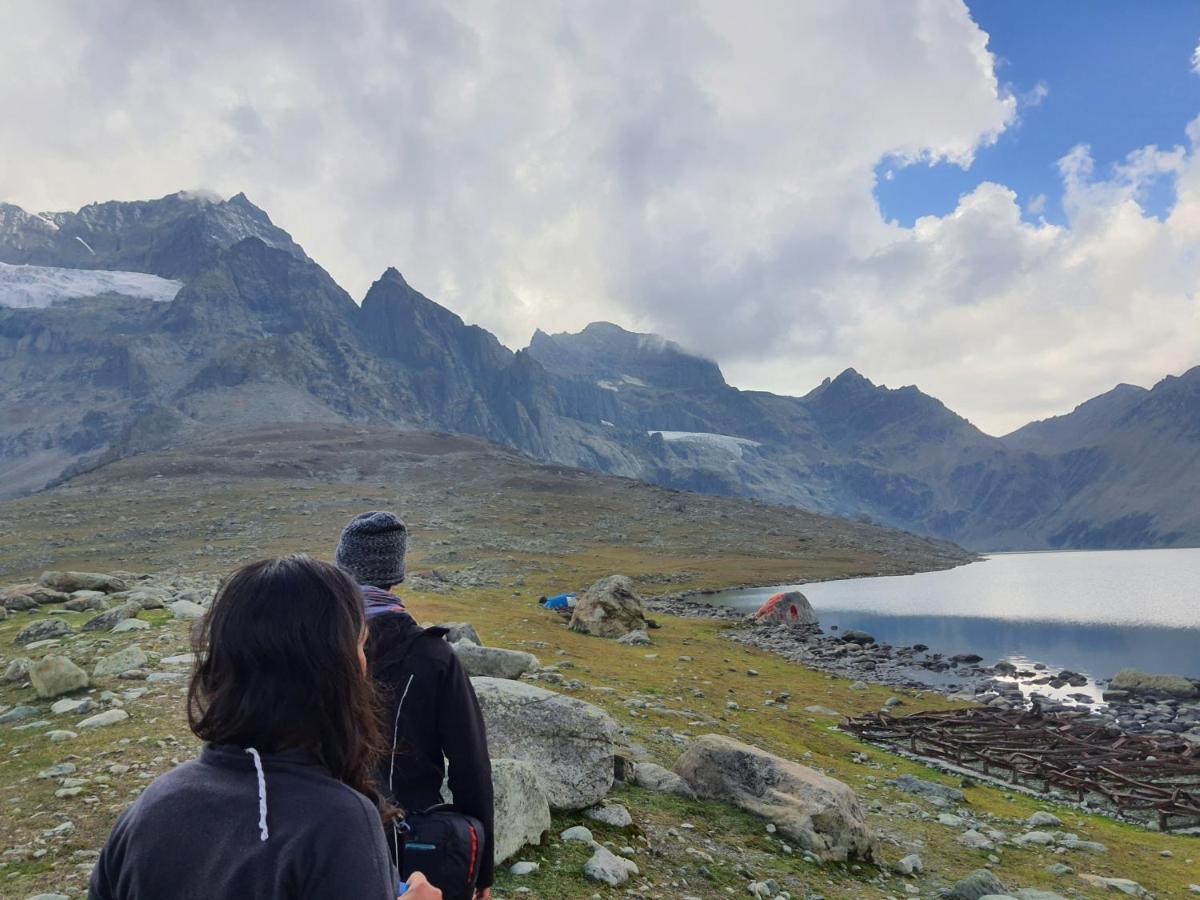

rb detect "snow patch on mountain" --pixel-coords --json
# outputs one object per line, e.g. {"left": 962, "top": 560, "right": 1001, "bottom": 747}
{"left": 648, "top": 430, "right": 761, "bottom": 457}
{"left": 0, "top": 262, "right": 182, "bottom": 308}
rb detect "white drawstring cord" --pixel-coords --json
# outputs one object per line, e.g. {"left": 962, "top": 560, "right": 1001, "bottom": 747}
{"left": 389, "top": 674, "right": 415, "bottom": 862}
{"left": 245, "top": 747, "right": 269, "bottom": 841}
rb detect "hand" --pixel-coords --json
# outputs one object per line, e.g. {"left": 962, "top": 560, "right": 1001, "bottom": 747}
{"left": 400, "top": 871, "right": 442, "bottom": 899}
{"left": 474, "top": 889, "right": 493, "bottom": 900}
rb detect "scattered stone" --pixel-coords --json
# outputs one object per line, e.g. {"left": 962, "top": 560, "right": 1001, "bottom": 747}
{"left": 957, "top": 829, "right": 994, "bottom": 850}
{"left": 584, "top": 803, "right": 633, "bottom": 828}
{"left": 29, "top": 655, "right": 90, "bottom": 698}
{"left": 942, "top": 868, "right": 1007, "bottom": 900}
{"left": 1077, "top": 873, "right": 1146, "bottom": 896}
{"left": 160, "top": 653, "right": 196, "bottom": 666}
{"left": 630, "top": 761, "right": 696, "bottom": 799}
{"left": 616, "top": 630, "right": 651, "bottom": 646}
{"left": 1060, "top": 838, "right": 1107, "bottom": 854}
{"left": 1015, "top": 831, "right": 1055, "bottom": 846}
{"left": 451, "top": 641, "right": 540, "bottom": 679}
{"left": 509, "top": 861, "right": 538, "bottom": 876}
{"left": 1045, "top": 863, "right": 1073, "bottom": 876}
{"left": 40, "top": 571, "right": 128, "bottom": 593}
{"left": 473, "top": 676, "right": 617, "bottom": 811}
{"left": 560, "top": 825, "right": 594, "bottom": 843}
{"left": 15, "top": 618, "right": 73, "bottom": 644}
{"left": 3, "top": 592, "right": 37, "bottom": 611}
{"left": 45, "top": 730, "right": 77, "bottom": 742}
{"left": 78, "top": 708, "right": 130, "bottom": 728}
{"left": 891, "top": 774, "right": 965, "bottom": 805}
{"left": 894, "top": 853, "right": 923, "bottom": 875}
{"left": 170, "top": 600, "right": 207, "bottom": 620}
{"left": 94, "top": 645, "right": 149, "bottom": 677}
{"left": 51, "top": 697, "right": 94, "bottom": 715}
{"left": 803, "top": 704, "right": 842, "bottom": 717}
{"left": 673, "top": 733, "right": 878, "bottom": 862}
{"left": 841, "top": 630, "right": 875, "bottom": 645}
{"left": 0, "top": 705, "right": 39, "bottom": 724}
{"left": 111, "top": 618, "right": 151, "bottom": 633}
{"left": 1027, "top": 811, "right": 1062, "bottom": 828}
{"left": 3, "top": 657, "right": 32, "bottom": 683}
{"left": 569, "top": 575, "right": 647, "bottom": 639}
{"left": 582, "top": 845, "right": 638, "bottom": 886}
{"left": 38, "top": 762, "right": 76, "bottom": 779}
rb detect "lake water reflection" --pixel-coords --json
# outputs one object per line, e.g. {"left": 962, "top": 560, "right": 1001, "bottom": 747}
{"left": 702, "top": 548, "right": 1200, "bottom": 681}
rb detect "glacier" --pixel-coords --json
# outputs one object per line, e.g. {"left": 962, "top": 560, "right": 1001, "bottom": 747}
{"left": 0, "top": 261, "right": 182, "bottom": 309}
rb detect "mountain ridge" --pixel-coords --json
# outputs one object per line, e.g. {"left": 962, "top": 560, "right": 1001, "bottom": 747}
{"left": 1, "top": 191, "right": 1195, "bottom": 550}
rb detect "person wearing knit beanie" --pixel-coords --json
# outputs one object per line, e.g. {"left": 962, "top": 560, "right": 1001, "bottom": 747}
{"left": 335, "top": 511, "right": 408, "bottom": 588}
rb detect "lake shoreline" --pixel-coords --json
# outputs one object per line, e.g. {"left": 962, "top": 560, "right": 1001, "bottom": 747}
{"left": 645, "top": 585, "right": 1200, "bottom": 742}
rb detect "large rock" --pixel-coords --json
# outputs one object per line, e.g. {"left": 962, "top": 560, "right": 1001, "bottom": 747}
{"left": 3, "top": 657, "right": 32, "bottom": 683}
{"left": 29, "top": 655, "right": 90, "bottom": 698}
{"left": 82, "top": 602, "right": 141, "bottom": 633}
{"left": 753, "top": 591, "right": 819, "bottom": 627}
{"left": 490, "top": 758, "right": 551, "bottom": 864}
{"left": 15, "top": 618, "right": 73, "bottom": 644}
{"left": 472, "top": 676, "right": 617, "bottom": 811}
{"left": 93, "top": 645, "right": 149, "bottom": 677}
{"left": 673, "top": 734, "right": 878, "bottom": 862}
{"left": 39, "top": 571, "right": 128, "bottom": 594}
{"left": 569, "top": 575, "right": 647, "bottom": 639}
{"left": 941, "top": 868, "right": 1008, "bottom": 899}
{"left": 451, "top": 641, "right": 540, "bottom": 680}
{"left": 1110, "top": 669, "right": 1198, "bottom": 699}
{"left": 3, "top": 592, "right": 38, "bottom": 611}
{"left": 583, "top": 846, "right": 638, "bottom": 886}
{"left": 64, "top": 591, "right": 109, "bottom": 612}
{"left": 170, "top": 600, "right": 207, "bottom": 620}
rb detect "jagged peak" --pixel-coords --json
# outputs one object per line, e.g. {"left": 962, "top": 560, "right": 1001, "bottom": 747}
{"left": 378, "top": 266, "right": 409, "bottom": 288}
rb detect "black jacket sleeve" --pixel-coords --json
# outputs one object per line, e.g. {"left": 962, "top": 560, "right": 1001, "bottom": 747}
{"left": 438, "top": 654, "right": 495, "bottom": 888}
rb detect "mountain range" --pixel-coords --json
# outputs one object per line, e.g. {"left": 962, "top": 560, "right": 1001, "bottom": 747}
{"left": 1, "top": 191, "right": 1196, "bottom": 551}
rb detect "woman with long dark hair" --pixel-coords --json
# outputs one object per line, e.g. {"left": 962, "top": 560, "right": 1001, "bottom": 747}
{"left": 88, "top": 555, "right": 441, "bottom": 899}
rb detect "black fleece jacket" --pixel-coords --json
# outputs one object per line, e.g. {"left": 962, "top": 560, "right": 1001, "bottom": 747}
{"left": 89, "top": 745, "right": 395, "bottom": 900}
{"left": 366, "top": 600, "right": 495, "bottom": 889}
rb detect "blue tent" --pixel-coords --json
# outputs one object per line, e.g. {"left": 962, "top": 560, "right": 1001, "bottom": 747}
{"left": 542, "top": 593, "right": 577, "bottom": 610}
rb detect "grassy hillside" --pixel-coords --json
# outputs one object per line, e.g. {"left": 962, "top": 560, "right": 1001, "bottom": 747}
{"left": 0, "top": 426, "right": 1190, "bottom": 897}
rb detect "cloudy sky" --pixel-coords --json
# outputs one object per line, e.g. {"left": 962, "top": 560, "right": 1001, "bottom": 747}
{"left": 2, "top": 0, "right": 1198, "bottom": 434}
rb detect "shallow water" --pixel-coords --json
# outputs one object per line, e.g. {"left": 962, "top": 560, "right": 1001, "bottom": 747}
{"left": 703, "top": 548, "right": 1200, "bottom": 682}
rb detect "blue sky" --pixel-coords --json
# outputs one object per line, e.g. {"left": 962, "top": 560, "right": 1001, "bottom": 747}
{"left": 876, "top": 1, "right": 1200, "bottom": 226}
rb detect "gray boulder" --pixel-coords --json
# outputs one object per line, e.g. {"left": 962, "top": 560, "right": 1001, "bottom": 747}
{"left": 439, "top": 622, "right": 482, "bottom": 646}
{"left": 891, "top": 773, "right": 965, "bottom": 805}
{"left": 753, "top": 591, "right": 819, "bottom": 626}
{"left": 1110, "top": 669, "right": 1198, "bottom": 699}
{"left": 451, "top": 641, "right": 540, "bottom": 680}
{"left": 569, "top": 575, "right": 647, "bottom": 639}
{"left": 472, "top": 676, "right": 617, "bottom": 811}
{"left": 941, "top": 869, "right": 1008, "bottom": 900}
{"left": 15, "top": 618, "right": 73, "bottom": 644}
{"left": 583, "top": 846, "right": 638, "bottom": 886}
{"left": 2, "top": 657, "right": 32, "bottom": 683}
{"left": 616, "top": 630, "right": 651, "bottom": 646}
{"left": 630, "top": 761, "right": 696, "bottom": 798}
{"left": 82, "top": 602, "right": 141, "bottom": 633}
{"left": 673, "top": 733, "right": 878, "bottom": 862}
{"left": 3, "top": 592, "right": 38, "bottom": 611}
{"left": 29, "top": 656, "right": 90, "bottom": 698}
{"left": 94, "top": 645, "right": 149, "bottom": 677}
{"left": 170, "top": 600, "right": 207, "bottom": 620}
{"left": 39, "top": 571, "right": 128, "bottom": 593}
{"left": 64, "top": 591, "right": 109, "bottom": 612}
{"left": 490, "top": 758, "right": 551, "bottom": 864}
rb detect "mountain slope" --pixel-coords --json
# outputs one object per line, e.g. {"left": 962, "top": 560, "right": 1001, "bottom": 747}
{"left": 0, "top": 190, "right": 1195, "bottom": 550}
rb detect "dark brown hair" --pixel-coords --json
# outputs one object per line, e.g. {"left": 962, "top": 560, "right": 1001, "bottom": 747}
{"left": 188, "top": 555, "right": 392, "bottom": 816}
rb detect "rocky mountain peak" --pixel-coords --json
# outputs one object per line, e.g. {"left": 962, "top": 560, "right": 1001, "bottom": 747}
{"left": 527, "top": 321, "right": 727, "bottom": 392}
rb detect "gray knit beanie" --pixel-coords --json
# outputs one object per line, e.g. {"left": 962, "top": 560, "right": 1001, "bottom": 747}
{"left": 335, "top": 511, "right": 407, "bottom": 587}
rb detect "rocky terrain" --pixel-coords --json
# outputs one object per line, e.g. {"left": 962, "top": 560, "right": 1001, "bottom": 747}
{"left": 0, "top": 430, "right": 1197, "bottom": 898}
{"left": 2, "top": 190, "right": 1198, "bottom": 550}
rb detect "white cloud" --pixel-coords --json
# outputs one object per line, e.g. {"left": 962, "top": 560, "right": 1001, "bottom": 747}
{"left": 1192, "top": 38, "right": 1200, "bottom": 74}
{"left": 0, "top": 0, "right": 1194, "bottom": 435}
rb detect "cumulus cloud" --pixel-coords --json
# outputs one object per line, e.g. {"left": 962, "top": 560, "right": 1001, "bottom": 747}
{"left": 0, "top": 0, "right": 1194, "bottom": 434}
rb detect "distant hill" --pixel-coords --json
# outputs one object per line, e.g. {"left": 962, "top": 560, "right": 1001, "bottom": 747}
{"left": 1, "top": 190, "right": 1195, "bottom": 550}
